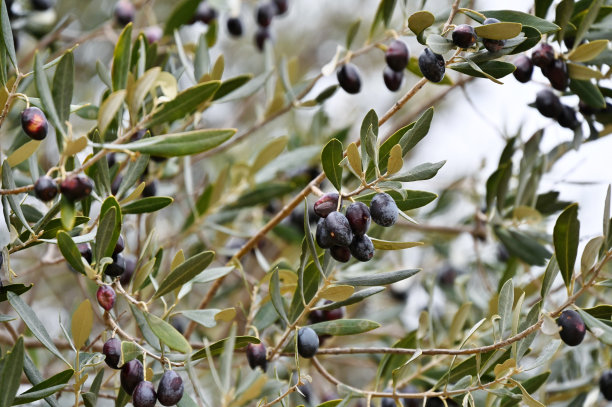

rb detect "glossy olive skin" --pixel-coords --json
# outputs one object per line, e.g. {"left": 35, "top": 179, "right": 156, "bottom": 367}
{"left": 315, "top": 219, "right": 334, "bottom": 249}
{"left": 227, "top": 17, "right": 243, "bottom": 37}
{"left": 383, "top": 66, "right": 404, "bottom": 92}
{"left": 323, "top": 211, "right": 354, "bottom": 247}
{"left": 246, "top": 343, "right": 268, "bottom": 372}
{"left": 297, "top": 327, "right": 319, "bottom": 358}
{"left": 157, "top": 370, "right": 184, "bottom": 406}
{"left": 337, "top": 63, "right": 362, "bottom": 94}
{"left": 345, "top": 201, "right": 371, "bottom": 236}
{"left": 557, "top": 309, "right": 586, "bottom": 346}
{"left": 314, "top": 193, "right": 341, "bottom": 218}
{"left": 542, "top": 59, "right": 568, "bottom": 91}
{"left": 512, "top": 55, "right": 533, "bottom": 83}
{"left": 114, "top": 0, "right": 135, "bottom": 26}
{"left": 78, "top": 243, "right": 93, "bottom": 264}
{"left": 105, "top": 253, "right": 126, "bottom": 277}
{"left": 102, "top": 337, "right": 121, "bottom": 369}
{"left": 256, "top": 3, "right": 275, "bottom": 27}
{"left": 273, "top": 0, "right": 288, "bottom": 15}
{"left": 535, "top": 89, "right": 562, "bottom": 119}
{"left": 193, "top": 2, "right": 217, "bottom": 24}
{"left": 558, "top": 105, "right": 580, "bottom": 129}
{"left": 21, "top": 107, "right": 48, "bottom": 140}
{"left": 330, "top": 245, "right": 351, "bottom": 263}
{"left": 370, "top": 192, "right": 399, "bottom": 227}
{"left": 418, "top": 48, "right": 445, "bottom": 83}
{"left": 96, "top": 286, "right": 116, "bottom": 311}
{"left": 385, "top": 39, "right": 409, "bottom": 71}
{"left": 600, "top": 370, "right": 612, "bottom": 401}
{"left": 452, "top": 24, "right": 476, "bottom": 48}
{"left": 132, "top": 381, "right": 157, "bottom": 407}
{"left": 142, "top": 180, "right": 157, "bottom": 197}
{"left": 349, "top": 234, "right": 374, "bottom": 262}
{"left": 60, "top": 175, "right": 94, "bottom": 201}
{"left": 121, "top": 359, "right": 144, "bottom": 395}
{"left": 531, "top": 43, "right": 555, "bottom": 68}
{"left": 254, "top": 26, "right": 271, "bottom": 51}
{"left": 34, "top": 176, "right": 58, "bottom": 202}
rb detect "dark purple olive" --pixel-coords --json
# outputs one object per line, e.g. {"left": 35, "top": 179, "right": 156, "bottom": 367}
{"left": 103, "top": 337, "right": 122, "bottom": 369}
{"left": 452, "top": 24, "right": 477, "bottom": 48}
{"left": 385, "top": 39, "right": 409, "bottom": 71}
{"left": 132, "top": 381, "right": 157, "bottom": 407}
{"left": 330, "top": 245, "right": 351, "bottom": 263}
{"left": 96, "top": 286, "right": 116, "bottom": 311}
{"left": 531, "top": 43, "right": 555, "bottom": 68}
{"left": 256, "top": 3, "right": 275, "bottom": 27}
{"left": 513, "top": 55, "right": 533, "bottom": 83}
{"left": 78, "top": 243, "right": 92, "bottom": 264}
{"left": 349, "top": 234, "right": 374, "bottom": 262}
{"left": 557, "top": 309, "right": 586, "bottom": 346}
{"left": 21, "top": 107, "right": 48, "bottom": 140}
{"left": 34, "top": 176, "right": 58, "bottom": 202}
{"left": 193, "top": 2, "right": 217, "bottom": 24}
{"left": 418, "top": 48, "right": 445, "bottom": 83}
{"left": 313, "top": 193, "right": 341, "bottom": 218}
{"left": 297, "top": 327, "right": 319, "bottom": 358}
{"left": 336, "top": 63, "right": 361, "bottom": 94}
{"left": 272, "top": 0, "right": 288, "bottom": 15}
{"left": 535, "top": 89, "right": 562, "bottom": 119}
{"left": 60, "top": 175, "right": 94, "bottom": 201}
{"left": 246, "top": 343, "right": 268, "bottom": 372}
{"left": 120, "top": 359, "right": 144, "bottom": 395}
{"left": 157, "top": 370, "right": 184, "bottom": 406}
{"left": 542, "top": 59, "right": 568, "bottom": 91}
{"left": 383, "top": 66, "right": 404, "bottom": 91}
{"left": 226, "top": 17, "right": 243, "bottom": 37}
{"left": 345, "top": 201, "right": 371, "bottom": 236}
{"left": 114, "top": 0, "right": 135, "bottom": 27}
{"left": 558, "top": 105, "right": 580, "bottom": 129}
{"left": 600, "top": 370, "right": 612, "bottom": 401}
{"left": 254, "top": 26, "right": 271, "bottom": 51}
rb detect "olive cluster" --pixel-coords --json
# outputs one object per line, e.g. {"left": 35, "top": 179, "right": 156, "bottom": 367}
{"left": 102, "top": 339, "right": 184, "bottom": 407}
{"left": 512, "top": 43, "right": 570, "bottom": 91}
{"left": 534, "top": 89, "right": 580, "bottom": 130}
{"left": 5, "top": 0, "right": 56, "bottom": 52}
{"left": 383, "top": 39, "right": 410, "bottom": 92}
{"left": 313, "top": 192, "right": 398, "bottom": 263}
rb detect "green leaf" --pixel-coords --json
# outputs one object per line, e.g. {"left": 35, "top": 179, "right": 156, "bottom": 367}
{"left": 128, "top": 67, "right": 160, "bottom": 116}
{"left": 511, "top": 25, "right": 543, "bottom": 54}
{"left": 338, "top": 269, "right": 420, "bottom": 286}
{"left": 494, "top": 227, "right": 551, "bottom": 266}
{"left": 500, "top": 372, "right": 550, "bottom": 407}
{"left": 360, "top": 109, "right": 378, "bottom": 170}
{"left": 469, "top": 10, "right": 560, "bottom": 34}
{"left": 569, "top": 79, "right": 606, "bottom": 109}
{"left": 474, "top": 22, "right": 523, "bottom": 40}
{"left": 0, "top": 314, "right": 15, "bottom": 322}
{"left": 370, "top": 238, "right": 423, "bottom": 250}
{"left": 321, "top": 138, "right": 344, "bottom": 191}
{"left": 396, "top": 107, "right": 434, "bottom": 158}
{"left": 0, "top": 284, "right": 33, "bottom": 303}
{"left": 82, "top": 369, "right": 104, "bottom": 407}
{"left": 390, "top": 161, "right": 445, "bottom": 182}
{"left": 498, "top": 279, "right": 514, "bottom": 338}
{"left": 581, "top": 236, "right": 603, "bottom": 275}
{"left": 450, "top": 60, "right": 516, "bottom": 80}
{"left": 345, "top": 19, "right": 361, "bottom": 49}
{"left": 7, "top": 292, "right": 69, "bottom": 365}
{"left": 57, "top": 231, "right": 85, "bottom": 275}
{"left": 576, "top": 309, "right": 612, "bottom": 346}
{"left": 426, "top": 34, "right": 456, "bottom": 54}
{"left": 540, "top": 255, "right": 559, "bottom": 299}
{"left": 117, "top": 128, "right": 235, "bottom": 157}
{"left": 308, "top": 319, "right": 380, "bottom": 336}
{"left": 179, "top": 309, "right": 222, "bottom": 328}
{"left": 52, "top": 51, "right": 74, "bottom": 133}
{"left": 95, "top": 206, "right": 117, "bottom": 264}
{"left": 164, "top": 0, "right": 200, "bottom": 35}
{"left": 567, "top": 62, "right": 604, "bottom": 80}
{"left": 2, "top": 161, "right": 34, "bottom": 233}
{"left": 191, "top": 336, "right": 260, "bottom": 361}
{"left": 148, "top": 81, "right": 220, "bottom": 126}
{"left": 112, "top": 23, "right": 133, "bottom": 91}
{"left": 155, "top": 251, "right": 215, "bottom": 298}
{"left": 212, "top": 75, "right": 252, "bottom": 101}
{"left": 574, "top": 0, "right": 603, "bottom": 47}
{"left": 71, "top": 299, "right": 93, "bottom": 350}
{"left": 369, "top": 0, "right": 396, "bottom": 37}
{"left": 0, "top": 336, "right": 24, "bottom": 407}
{"left": 535, "top": 0, "right": 554, "bottom": 18}
{"left": 13, "top": 369, "right": 73, "bottom": 405}
{"left": 553, "top": 203, "right": 579, "bottom": 289}
{"left": 313, "top": 287, "right": 385, "bottom": 311}
{"left": 582, "top": 304, "right": 612, "bottom": 320}
{"left": 270, "top": 268, "right": 290, "bottom": 325}
{"left": 355, "top": 189, "right": 437, "bottom": 211}
{"left": 116, "top": 151, "right": 149, "bottom": 199}
{"left": 97, "top": 90, "right": 126, "bottom": 136}
{"left": 0, "top": 0, "right": 16, "bottom": 69}
{"left": 408, "top": 11, "right": 435, "bottom": 35}
{"left": 121, "top": 197, "right": 173, "bottom": 214}
{"left": 568, "top": 40, "right": 608, "bottom": 62}
{"left": 144, "top": 312, "right": 192, "bottom": 353}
